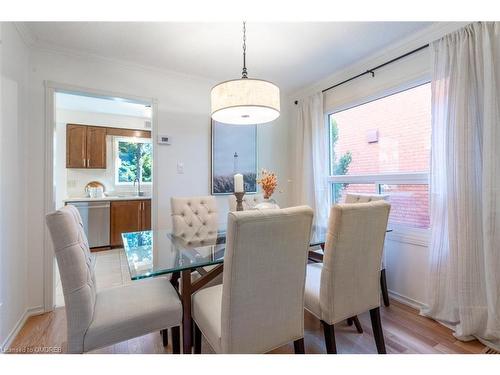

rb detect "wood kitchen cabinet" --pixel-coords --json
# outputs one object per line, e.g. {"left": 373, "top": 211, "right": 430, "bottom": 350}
{"left": 66, "top": 124, "right": 87, "bottom": 168}
{"left": 66, "top": 124, "right": 106, "bottom": 169}
{"left": 110, "top": 200, "right": 151, "bottom": 247}
{"left": 86, "top": 126, "right": 107, "bottom": 168}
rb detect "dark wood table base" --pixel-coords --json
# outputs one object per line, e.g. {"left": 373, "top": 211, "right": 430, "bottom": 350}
{"left": 175, "top": 264, "right": 224, "bottom": 354}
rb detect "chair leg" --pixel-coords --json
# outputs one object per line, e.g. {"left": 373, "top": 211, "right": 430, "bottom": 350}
{"left": 352, "top": 316, "right": 363, "bottom": 334}
{"left": 194, "top": 322, "right": 202, "bottom": 354}
{"left": 321, "top": 321, "right": 337, "bottom": 354}
{"left": 161, "top": 328, "right": 168, "bottom": 347}
{"left": 346, "top": 317, "right": 353, "bottom": 326}
{"left": 369, "top": 307, "right": 386, "bottom": 354}
{"left": 293, "top": 338, "right": 305, "bottom": 354}
{"left": 380, "top": 268, "right": 390, "bottom": 307}
{"left": 171, "top": 326, "right": 180, "bottom": 354}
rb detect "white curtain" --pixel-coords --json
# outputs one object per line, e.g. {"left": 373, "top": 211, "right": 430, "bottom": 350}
{"left": 292, "top": 92, "right": 329, "bottom": 228}
{"left": 422, "top": 22, "right": 500, "bottom": 350}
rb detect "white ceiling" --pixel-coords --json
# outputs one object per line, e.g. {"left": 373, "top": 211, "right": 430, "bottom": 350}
{"left": 25, "top": 22, "right": 433, "bottom": 93}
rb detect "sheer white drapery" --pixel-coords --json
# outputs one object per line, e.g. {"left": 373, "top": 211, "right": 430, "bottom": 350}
{"left": 292, "top": 93, "right": 329, "bottom": 228}
{"left": 422, "top": 22, "right": 500, "bottom": 350}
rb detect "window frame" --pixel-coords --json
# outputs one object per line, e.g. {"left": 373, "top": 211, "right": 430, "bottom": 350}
{"left": 113, "top": 136, "right": 153, "bottom": 186}
{"left": 326, "top": 81, "right": 432, "bottom": 243}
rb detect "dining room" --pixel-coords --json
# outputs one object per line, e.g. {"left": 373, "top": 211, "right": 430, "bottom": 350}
{"left": 1, "top": 2, "right": 500, "bottom": 374}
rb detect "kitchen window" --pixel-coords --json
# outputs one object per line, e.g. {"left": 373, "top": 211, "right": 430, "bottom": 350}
{"left": 114, "top": 137, "right": 152, "bottom": 185}
{"left": 328, "top": 82, "right": 431, "bottom": 232}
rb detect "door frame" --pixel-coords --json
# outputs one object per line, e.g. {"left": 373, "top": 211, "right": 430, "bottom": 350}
{"left": 43, "top": 80, "right": 159, "bottom": 312}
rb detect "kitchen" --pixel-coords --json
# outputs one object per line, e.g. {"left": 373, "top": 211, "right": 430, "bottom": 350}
{"left": 54, "top": 91, "right": 154, "bottom": 306}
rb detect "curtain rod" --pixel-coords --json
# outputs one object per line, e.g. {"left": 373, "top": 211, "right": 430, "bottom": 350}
{"left": 294, "top": 43, "right": 429, "bottom": 105}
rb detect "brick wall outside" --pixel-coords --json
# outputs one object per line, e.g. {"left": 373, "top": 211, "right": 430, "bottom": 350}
{"left": 331, "top": 83, "right": 431, "bottom": 229}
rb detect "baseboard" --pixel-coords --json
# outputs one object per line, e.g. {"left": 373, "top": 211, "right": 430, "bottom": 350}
{"left": 388, "top": 290, "right": 425, "bottom": 311}
{"left": 1, "top": 306, "right": 44, "bottom": 352}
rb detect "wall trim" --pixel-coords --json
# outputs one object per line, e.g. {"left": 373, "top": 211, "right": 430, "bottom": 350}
{"left": 43, "top": 81, "right": 159, "bottom": 313}
{"left": 1, "top": 306, "right": 44, "bottom": 351}
{"left": 13, "top": 22, "right": 36, "bottom": 47}
{"left": 32, "top": 39, "right": 216, "bottom": 87}
{"left": 388, "top": 290, "right": 425, "bottom": 311}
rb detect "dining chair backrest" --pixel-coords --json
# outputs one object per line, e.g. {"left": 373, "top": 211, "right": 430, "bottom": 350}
{"left": 320, "top": 201, "right": 391, "bottom": 324}
{"left": 228, "top": 193, "right": 265, "bottom": 212}
{"left": 170, "top": 196, "right": 218, "bottom": 240}
{"left": 45, "top": 204, "right": 97, "bottom": 353}
{"left": 221, "top": 206, "right": 314, "bottom": 353}
{"left": 344, "top": 193, "right": 389, "bottom": 203}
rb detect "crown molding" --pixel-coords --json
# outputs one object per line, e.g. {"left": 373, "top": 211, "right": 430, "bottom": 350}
{"left": 30, "top": 39, "right": 218, "bottom": 86}
{"left": 290, "top": 22, "right": 472, "bottom": 101}
{"left": 13, "top": 22, "right": 37, "bottom": 47}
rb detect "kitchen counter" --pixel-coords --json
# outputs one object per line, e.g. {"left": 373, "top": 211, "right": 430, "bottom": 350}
{"left": 64, "top": 195, "right": 151, "bottom": 203}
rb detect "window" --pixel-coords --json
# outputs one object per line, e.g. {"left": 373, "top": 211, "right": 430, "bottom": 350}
{"left": 114, "top": 137, "right": 152, "bottom": 185}
{"left": 328, "top": 83, "right": 431, "bottom": 231}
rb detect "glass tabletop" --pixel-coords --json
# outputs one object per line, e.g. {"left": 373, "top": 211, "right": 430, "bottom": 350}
{"left": 122, "top": 226, "right": 391, "bottom": 280}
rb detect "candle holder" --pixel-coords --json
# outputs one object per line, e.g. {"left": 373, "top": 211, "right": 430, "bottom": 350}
{"left": 234, "top": 192, "right": 245, "bottom": 211}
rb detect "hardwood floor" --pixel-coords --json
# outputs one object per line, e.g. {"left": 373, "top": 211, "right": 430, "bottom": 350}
{"left": 8, "top": 300, "right": 485, "bottom": 354}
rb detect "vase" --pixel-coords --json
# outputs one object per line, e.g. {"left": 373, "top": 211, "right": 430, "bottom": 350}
{"left": 254, "top": 197, "right": 280, "bottom": 210}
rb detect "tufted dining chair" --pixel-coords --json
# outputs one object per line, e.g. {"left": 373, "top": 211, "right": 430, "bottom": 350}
{"left": 170, "top": 196, "right": 220, "bottom": 286}
{"left": 46, "top": 205, "right": 182, "bottom": 353}
{"left": 171, "top": 196, "right": 218, "bottom": 241}
{"left": 344, "top": 193, "right": 389, "bottom": 204}
{"left": 344, "top": 193, "right": 391, "bottom": 307}
{"left": 227, "top": 193, "right": 265, "bottom": 212}
{"left": 192, "top": 206, "right": 314, "bottom": 354}
{"left": 304, "top": 201, "right": 391, "bottom": 354}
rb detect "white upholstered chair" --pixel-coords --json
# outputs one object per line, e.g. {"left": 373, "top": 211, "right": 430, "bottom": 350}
{"left": 170, "top": 196, "right": 218, "bottom": 241}
{"left": 192, "top": 206, "right": 314, "bottom": 354}
{"left": 170, "top": 196, "right": 220, "bottom": 286}
{"left": 344, "top": 193, "right": 389, "bottom": 204}
{"left": 304, "top": 201, "right": 391, "bottom": 353}
{"left": 227, "top": 193, "right": 265, "bottom": 212}
{"left": 344, "top": 193, "right": 391, "bottom": 307}
{"left": 46, "top": 205, "right": 182, "bottom": 353}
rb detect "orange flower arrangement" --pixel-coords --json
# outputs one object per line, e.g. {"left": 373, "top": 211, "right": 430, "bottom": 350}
{"left": 257, "top": 169, "right": 278, "bottom": 199}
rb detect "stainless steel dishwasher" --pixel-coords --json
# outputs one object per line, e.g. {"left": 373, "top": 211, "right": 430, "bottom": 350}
{"left": 70, "top": 201, "right": 110, "bottom": 248}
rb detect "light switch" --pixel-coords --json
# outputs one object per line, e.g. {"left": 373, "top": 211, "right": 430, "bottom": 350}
{"left": 177, "top": 162, "right": 184, "bottom": 174}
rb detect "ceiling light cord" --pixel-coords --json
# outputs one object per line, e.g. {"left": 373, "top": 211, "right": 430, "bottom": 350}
{"left": 242, "top": 21, "right": 248, "bottom": 79}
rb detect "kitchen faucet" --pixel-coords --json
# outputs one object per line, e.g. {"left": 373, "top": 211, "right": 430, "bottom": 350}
{"left": 134, "top": 144, "right": 145, "bottom": 197}
{"left": 133, "top": 176, "right": 144, "bottom": 197}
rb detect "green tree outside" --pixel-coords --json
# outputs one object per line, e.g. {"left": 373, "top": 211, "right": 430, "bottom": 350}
{"left": 329, "top": 117, "right": 352, "bottom": 202}
{"left": 118, "top": 141, "right": 152, "bottom": 183}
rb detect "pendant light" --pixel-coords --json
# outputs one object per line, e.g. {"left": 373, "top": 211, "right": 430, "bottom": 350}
{"left": 211, "top": 22, "right": 280, "bottom": 125}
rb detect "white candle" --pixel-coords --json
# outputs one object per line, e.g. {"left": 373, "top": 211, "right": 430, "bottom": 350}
{"left": 234, "top": 173, "right": 244, "bottom": 193}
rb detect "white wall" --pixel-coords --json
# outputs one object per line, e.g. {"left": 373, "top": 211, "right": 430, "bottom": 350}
{"left": 26, "top": 47, "right": 291, "bottom": 312}
{"left": 0, "top": 23, "right": 30, "bottom": 348}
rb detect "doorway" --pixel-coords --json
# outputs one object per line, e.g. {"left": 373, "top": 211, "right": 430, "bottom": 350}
{"left": 45, "top": 83, "right": 158, "bottom": 310}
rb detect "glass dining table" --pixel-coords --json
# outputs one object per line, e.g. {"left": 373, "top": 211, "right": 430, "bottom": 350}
{"left": 121, "top": 226, "right": 391, "bottom": 353}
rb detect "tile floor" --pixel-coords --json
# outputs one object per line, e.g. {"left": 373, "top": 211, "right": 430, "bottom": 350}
{"left": 55, "top": 248, "right": 132, "bottom": 307}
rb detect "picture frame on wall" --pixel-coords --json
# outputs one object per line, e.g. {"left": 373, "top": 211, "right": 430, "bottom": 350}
{"left": 211, "top": 120, "right": 257, "bottom": 195}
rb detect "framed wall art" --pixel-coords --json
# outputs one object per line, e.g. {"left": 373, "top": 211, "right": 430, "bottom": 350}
{"left": 211, "top": 120, "right": 257, "bottom": 195}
